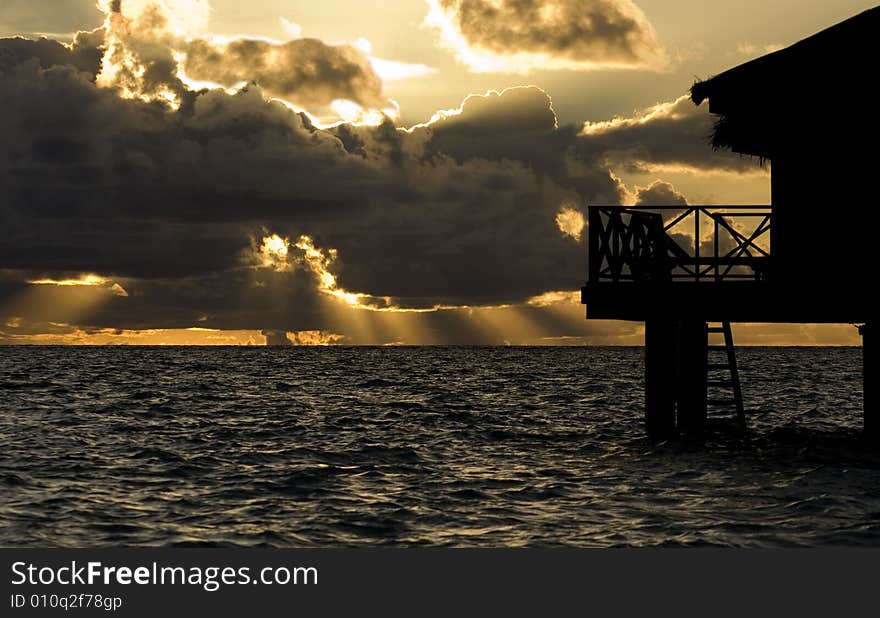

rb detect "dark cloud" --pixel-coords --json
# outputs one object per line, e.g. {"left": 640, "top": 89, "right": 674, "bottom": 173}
{"left": 183, "top": 37, "right": 388, "bottom": 113}
{"left": 0, "top": 30, "right": 746, "bottom": 338}
{"left": 414, "top": 87, "right": 620, "bottom": 201}
{"left": 427, "top": 0, "right": 664, "bottom": 70}
{"left": 0, "top": 54, "right": 584, "bottom": 322}
{"left": 429, "top": 87, "right": 558, "bottom": 136}
{"left": 0, "top": 31, "right": 103, "bottom": 76}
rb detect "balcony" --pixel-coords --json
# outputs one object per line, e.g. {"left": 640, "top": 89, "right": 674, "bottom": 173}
{"left": 588, "top": 206, "right": 772, "bottom": 284}
{"left": 582, "top": 205, "right": 784, "bottom": 321}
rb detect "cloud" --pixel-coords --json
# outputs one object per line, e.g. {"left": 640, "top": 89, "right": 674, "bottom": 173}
{"left": 0, "top": 323, "right": 266, "bottom": 345}
{"left": 411, "top": 86, "right": 620, "bottom": 201}
{"left": 181, "top": 37, "right": 392, "bottom": 117}
{"left": 287, "top": 330, "right": 345, "bottom": 345}
{"left": 0, "top": 60, "right": 604, "bottom": 327}
{"left": 424, "top": 0, "right": 665, "bottom": 73}
{"left": 0, "top": 9, "right": 756, "bottom": 343}
{"left": 32, "top": 0, "right": 429, "bottom": 117}
{"left": 27, "top": 274, "right": 129, "bottom": 297}
{"left": 627, "top": 180, "right": 769, "bottom": 271}
{"left": 279, "top": 18, "right": 302, "bottom": 40}
{"left": 261, "top": 329, "right": 292, "bottom": 346}
{"left": 633, "top": 180, "right": 688, "bottom": 207}
{"left": 630, "top": 180, "right": 693, "bottom": 249}
{"left": 733, "top": 41, "right": 784, "bottom": 59}
{"left": 579, "top": 96, "right": 767, "bottom": 175}
{"left": 368, "top": 56, "right": 436, "bottom": 83}
{"left": 98, "top": 0, "right": 212, "bottom": 33}
{"left": 556, "top": 205, "right": 586, "bottom": 241}
{"left": 86, "top": 0, "right": 396, "bottom": 124}
{"left": 0, "top": 31, "right": 104, "bottom": 76}
{"left": 96, "top": 1, "right": 193, "bottom": 107}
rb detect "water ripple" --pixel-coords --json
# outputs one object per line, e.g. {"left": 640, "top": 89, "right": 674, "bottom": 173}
{"left": 0, "top": 346, "right": 876, "bottom": 547}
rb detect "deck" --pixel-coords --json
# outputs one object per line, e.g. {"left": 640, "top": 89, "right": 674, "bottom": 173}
{"left": 581, "top": 205, "right": 867, "bottom": 323}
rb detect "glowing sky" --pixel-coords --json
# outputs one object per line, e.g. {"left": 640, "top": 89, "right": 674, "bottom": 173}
{"left": 0, "top": 0, "right": 871, "bottom": 345}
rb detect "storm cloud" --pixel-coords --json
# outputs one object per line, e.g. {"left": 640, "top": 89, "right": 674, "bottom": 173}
{"left": 0, "top": 4, "right": 754, "bottom": 341}
{"left": 0, "top": 56, "right": 584, "bottom": 326}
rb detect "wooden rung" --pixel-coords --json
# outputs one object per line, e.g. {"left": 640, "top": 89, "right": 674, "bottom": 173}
{"left": 707, "top": 364, "right": 730, "bottom": 370}
{"left": 708, "top": 380, "right": 734, "bottom": 387}
{"left": 706, "top": 327, "right": 726, "bottom": 333}
{"left": 708, "top": 399, "right": 736, "bottom": 406}
{"left": 708, "top": 345, "right": 729, "bottom": 351}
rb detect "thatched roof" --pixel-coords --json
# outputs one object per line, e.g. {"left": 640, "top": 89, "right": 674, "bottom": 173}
{"left": 691, "top": 6, "right": 880, "bottom": 158}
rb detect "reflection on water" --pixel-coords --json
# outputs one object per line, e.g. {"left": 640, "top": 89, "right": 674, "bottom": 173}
{"left": 1, "top": 346, "right": 876, "bottom": 547}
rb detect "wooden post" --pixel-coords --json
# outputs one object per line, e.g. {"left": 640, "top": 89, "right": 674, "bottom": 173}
{"left": 677, "top": 320, "right": 708, "bottom": 434}
{"left": 863, "top": 324, "right": 874, "bottom": 439}
{"left": 645, "top": 319, "right": 677, "bottom": 438}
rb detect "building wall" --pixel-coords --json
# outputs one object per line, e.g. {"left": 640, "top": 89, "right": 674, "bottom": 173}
{"left": 770, "top": 152, "right": 870, "bottom": 292}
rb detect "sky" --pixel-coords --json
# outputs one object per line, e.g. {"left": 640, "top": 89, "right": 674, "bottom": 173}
{"left": 0, "top": 0, "right": 872, "bottom": 345}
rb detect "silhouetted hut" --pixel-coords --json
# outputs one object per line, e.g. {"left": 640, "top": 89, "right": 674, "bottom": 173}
{"left": 582, "top": 7, "right": 876, "bottom": 438}
{"left": 691, "top": 7, "right": 879, "bottom": 292}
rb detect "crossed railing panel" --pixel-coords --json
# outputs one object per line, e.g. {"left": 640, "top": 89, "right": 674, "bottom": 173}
{"left": 588, "top": 206, "right": 772, "bottom": 284}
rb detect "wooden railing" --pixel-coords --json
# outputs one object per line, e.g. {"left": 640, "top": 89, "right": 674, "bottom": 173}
{"left": 588, "top": 206, "right": 771, "bottom": 284}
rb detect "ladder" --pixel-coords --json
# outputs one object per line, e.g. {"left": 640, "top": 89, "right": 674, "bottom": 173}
{"left": 705, "top": 321, "right": 745, "bottom": 427}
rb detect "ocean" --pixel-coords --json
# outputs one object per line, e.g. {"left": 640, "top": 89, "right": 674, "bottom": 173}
{"left": 1, "top": 346, "right": 877, "bottom": 547}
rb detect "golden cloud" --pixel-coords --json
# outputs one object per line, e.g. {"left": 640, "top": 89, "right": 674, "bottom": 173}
{"left": 424, "top": 0, "right": 666, "bottom": 73}
{"left": 555, "top": 204, "right": 586, "bottom": 242}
